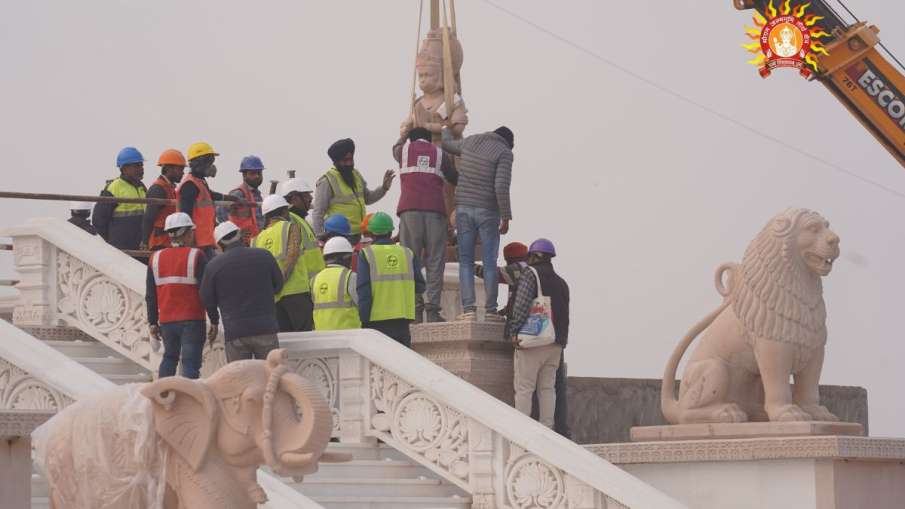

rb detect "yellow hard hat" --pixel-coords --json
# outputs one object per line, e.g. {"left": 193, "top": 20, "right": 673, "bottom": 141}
{"left": 187, "top": 142, "right": 219, "bottom": 161}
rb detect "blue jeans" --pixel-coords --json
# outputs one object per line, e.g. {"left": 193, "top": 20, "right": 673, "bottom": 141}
{"left": 456, "top": 206, "right": 501, "bottom": 312}
{"left": 159, "top": 320, "right": 205, "bottom": 379}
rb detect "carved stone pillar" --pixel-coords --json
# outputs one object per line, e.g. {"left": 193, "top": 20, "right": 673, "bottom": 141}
{"left": 338, "top": 352, "right": 375, "bottom": 444}
{"left": 10, "top": 236, "right": 57, "bottom": 327}
{"left": 411, "top": 321, "right": 513, "bottom": 405}
{"left": 0, "top": 410, "right": 54, "bottom": 509}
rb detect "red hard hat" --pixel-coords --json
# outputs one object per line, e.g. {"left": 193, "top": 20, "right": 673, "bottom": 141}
{"left": 157, "top": 149, "right": 187, "bottom": 167}
{"left": 503, "top": 242, "right": 528, "bottom": 261}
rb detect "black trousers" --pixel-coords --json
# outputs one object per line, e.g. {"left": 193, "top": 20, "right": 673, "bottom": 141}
{"left": 276, "top": 293, "right": 314, "bottom": 332}
{"left": 531, "top": 350, "right": 570, "bottom": 438}
{"left": 367, "top": 319, "right": 412, "bottom": 348}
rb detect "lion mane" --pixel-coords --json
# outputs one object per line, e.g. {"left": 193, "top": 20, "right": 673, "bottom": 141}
{"left": 730, "top": 208, "right": 827, "bottom": 350}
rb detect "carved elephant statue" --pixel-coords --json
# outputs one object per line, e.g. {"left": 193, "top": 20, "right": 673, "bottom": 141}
{"left": 37, "top": 349, "right": 345, "bottom": 509}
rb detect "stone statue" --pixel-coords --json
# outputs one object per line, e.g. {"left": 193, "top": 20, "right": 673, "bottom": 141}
{"left": 661, "top": 209, "right": 841, "bottom": 424}
{"left": 36, "top": 349, "right": 343, "bottom": 509}
{"left": 400, "top": 28, "right": 468, "bottom": 142}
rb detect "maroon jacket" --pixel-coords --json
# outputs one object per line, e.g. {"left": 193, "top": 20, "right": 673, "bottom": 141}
{"left": 394, "top": 139, "right": 458, "bottom": 215}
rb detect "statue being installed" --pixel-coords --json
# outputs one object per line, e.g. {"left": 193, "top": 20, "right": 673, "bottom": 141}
{"left": 35, "top": 349, "right": 344, "bottom": 509}
{"left": 400, "top": 27, "right": 468, "bottom": 142}
{"left": 661, "top": 209, "right": 842, "bottom": 424}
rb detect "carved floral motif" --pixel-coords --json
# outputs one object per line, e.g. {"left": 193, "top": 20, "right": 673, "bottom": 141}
{"left": 56, "top": 252, "right": 153, "bottom": 370}
{"left": 292, "top": 357, "right": 341, "bottom": 436}
{"left": 0, "top": 358, "right": 71, "bottom": 411}
{"left": 505, "top": 453, "right": 565, "bottom": 509}
{"left": 369, "top": 365, "right": 469, "bottom": 480}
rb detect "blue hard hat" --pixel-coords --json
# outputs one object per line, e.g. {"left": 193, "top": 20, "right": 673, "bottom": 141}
{"left": 239, "top": 155, "right": 265, "bottom": 172}
{"left": 528, "top": 238, "right": 556, "bottom": 257}
{"left": 324, "top": 214, "right": 351, "bottom": 236}
{"left": 116, "top": 147, "right": 144, "bottom": 168}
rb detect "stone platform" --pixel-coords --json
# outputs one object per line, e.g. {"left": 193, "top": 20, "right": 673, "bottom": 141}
{"left": 411, "top": 321, "right": 513, "bottom": 405}
{"left": 588, "top": 435, "right": 905, "bottom": 509}
{"left": 630, "top": 421, "right": 864, "bottom": 442}
{"left": 1, "top": 410, "right": 54, "bottom": 509}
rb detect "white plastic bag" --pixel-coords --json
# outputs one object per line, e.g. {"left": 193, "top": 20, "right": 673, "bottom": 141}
{"left": 516, "top": 267, "right": 556, "bottom": 348}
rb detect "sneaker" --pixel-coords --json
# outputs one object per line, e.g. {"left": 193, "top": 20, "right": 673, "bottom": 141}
{"left": 484, "top": 313, "right": 506, "bottom": 323}
{"left": 456, "top": 308, "right": 477, "bottom": 321}
{"left": 426, "top": 309, "right": 447, "bottom": 323}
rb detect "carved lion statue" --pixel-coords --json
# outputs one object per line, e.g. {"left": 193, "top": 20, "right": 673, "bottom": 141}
{"left": 661, "top": 208, "right": 841, "bottom": 424}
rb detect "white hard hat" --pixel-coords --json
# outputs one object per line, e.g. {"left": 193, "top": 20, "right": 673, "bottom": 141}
{"left": 214, "top": 221, "right": 241, "bottom": 244}
{"left": 70, "top": 201, "right": 93, "bottom": 211}
{"left": 164, "top": 212, "right": 195, "bottom": 232}
{"left": 279, "top": 178, "right": 313, "bottom": 196}
{"left": 323, "top": 236, "right": 354, "bottom": 256}
{"left": 261, "top": 194, "right": 290, "bottom": 216}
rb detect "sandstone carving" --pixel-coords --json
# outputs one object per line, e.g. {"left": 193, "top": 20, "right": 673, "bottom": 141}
{"left": 661, "top": 208, "right": 841, "bottom": 424}
{"left": 36, "top": 349, "right": 344, "bottom": 509}
{"left": 400, "top": 28, "right": 468, "bottom": 141}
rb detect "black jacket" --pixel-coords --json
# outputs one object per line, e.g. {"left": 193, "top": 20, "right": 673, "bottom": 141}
{"left": 508, "top": 261, "right": 570, "bottom": 347}
{"left": 199, "top": 244, "right": 284, "bottom": 341}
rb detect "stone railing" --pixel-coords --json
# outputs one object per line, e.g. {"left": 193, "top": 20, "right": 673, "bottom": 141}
{"left": 3, "top": 218, "right": 160, "bottom": 371}
{"left": 0, "top": 318, "right": 323, "bottom": 509}
{"left": 278, "top": 330, "right": 685, "bottom": 509}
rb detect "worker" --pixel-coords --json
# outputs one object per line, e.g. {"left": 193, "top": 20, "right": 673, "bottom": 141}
{"left": 319, "top": 214, "right": 352, "bottom": 245}
{"left": 281, "top": 178, "right": 326, "bottom": 282}
{"left": 507, "top": 238, "right": 570, "bottom": 430}
{"left": 310, "top": 138, "right": 395, "bottom": 242}
{"left": 350, "top": 212, "right": 375, "bottom": 273}
{"left": 441, "top": 125, "right": 514, "bottom": 321}
{"left": 475, "top": 241, "right": 529, "bottom": 318}
{"left": 68, "top": 202, "right": 96, "bottom": 235}
{"left": 93, "top": 146, "right": 147, "bottom": 252}
{"left": 217, "top": 155, "right": 265, "bottom": 245}
{"left": 253, "top": 195, "right": 314, "bottom": 332}
{"left": 177, "top": 141, "right": 234, "bottom": 257}
{"left": 200, "top": 221, "right": 284, "bottom": 362}
{"left": 145, "top": 213, "right": 218, "bottom": 379}
{"left": 142, "top": 149, "right": 187, "bottom": 251}
{"left": 392, "top": 127, "right": 459, "bottom": 323}
{"left": 357, "top": 212, "right": 425, "bottom": 347}
{"left": 311, "top": 237, "right": 361, "bottom": 331}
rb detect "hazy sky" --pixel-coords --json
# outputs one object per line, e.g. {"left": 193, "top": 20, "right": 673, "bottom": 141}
{"left": 2, "top": 1, "right": 904, "bottom": 436}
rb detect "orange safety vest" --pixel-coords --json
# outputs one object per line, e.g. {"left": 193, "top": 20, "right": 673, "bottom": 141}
{"left": 177, "top": 174, "right": 216, "bottom": 248}
{"left": 227, "top": 183, "right": 259, "bottom": 243}
{"left": 150, "top": 247, "right": 205, "bottom": 323}
{"left": 148, "top": 176, "right": 177, "bottom": 250}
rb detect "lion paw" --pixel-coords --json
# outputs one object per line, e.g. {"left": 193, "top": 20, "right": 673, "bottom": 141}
{"left": 770, "top": 404, "right": 811, "bottom": 422}
{"left": 800, "top": 405, "right": 839, "bottom": 422}
{"left": 714, "top": 404, "right": 748, "bottom": 423}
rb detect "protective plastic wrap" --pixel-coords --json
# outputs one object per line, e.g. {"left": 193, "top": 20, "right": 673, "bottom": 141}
{"left": 33, "top": 384, "right": 168, "bottom": 509}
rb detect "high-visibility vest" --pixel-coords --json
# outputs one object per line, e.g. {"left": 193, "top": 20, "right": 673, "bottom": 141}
{"left": 362, "top": 244, "right": 416, "bottom": 321}
{"left": 228, "top": 182, "right": 260, "bottom": 242}
{"left": 176, "top": 174, "right": 215, "bottom": 248}
{"left": 254, "top": 219, "right": 309, "bottom": 299}
{"left": 320, "top": 167, "right": 366, "bottom": 234}
{"left": 289, "top": 212, "right": 326, "bottom": 280}
{"left": 150, "top": 247, "right": 205, "bottom": 323}
{"left": 148, "top": 176, "right": 177, "bottom": 250}
{"left": 312, "top": 265, "right": 361, "bottom": 330}
{"left": 398, "top": 140, "right": 445, "bottom": 215}
{"left": 106, "top": 177, "right": 146, "bottom": 219}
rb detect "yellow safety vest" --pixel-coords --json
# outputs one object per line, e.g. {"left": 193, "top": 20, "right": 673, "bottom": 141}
{"left": 321, "top": 167, "right": 366, "bottom": 234}
{"left": 362, "top": 244, "right": 415, "bottom": 321}
{"left": 253, "top": 219, "right": 309, "bottom": 299}
{"left": 106, "top": 177, "right": 146, "bottom": 217}
{"left": 290, "top": 211, "right": 326, "bottom": 280}
{"left": 312, "top": 265, "right": 361, "bottom": 330}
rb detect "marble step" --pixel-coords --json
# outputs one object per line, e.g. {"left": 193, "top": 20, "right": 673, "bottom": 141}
{"left": 31, "top": 497, "right": 50, "bottom": 509}
{"left": 310, "top": 495, "right": 471, "bottom": 509}
{"left": 40, "top": 339, "right": 113, "bottom": 358}
{"left": 73, "top": 356, "right": 149, "bottom": 376}
{"left": 295, "top": 477, "right": 462, "bottom": 498}
{"left": 323, "top": 442, "right": 408, "bottom": 461}
{"left": 307, "top": 459, "right": 433, "bottom": 479}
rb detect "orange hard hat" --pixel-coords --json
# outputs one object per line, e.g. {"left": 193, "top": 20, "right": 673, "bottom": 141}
{"left": 360, "top": 212, "right": 375, "bottom": 234}
{"left": 157, "top": 149, "right": 187, "bottom": 167}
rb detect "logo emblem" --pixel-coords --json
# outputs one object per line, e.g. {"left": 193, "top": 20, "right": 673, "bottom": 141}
{"left": 318, "top": 282, "right": 329, "bottom": 295}
{"left": 416, "top": 155, "right": 431, "bottom": 170}
{"left": 386, "top": 254, "right": 399, "bottom": 268}
{"left": 742, "top": 1, "right": 830, "bottom": 79}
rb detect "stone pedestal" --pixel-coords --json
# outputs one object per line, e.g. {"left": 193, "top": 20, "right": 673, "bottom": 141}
{"left": 630, "top": 421, "right": 864, "bottom": 442}
{"left": 411, "top": 321, "right": 513, "bottom": 405}
{"left": 439, "top": 262, "right": 490, "bottom": 321}
{"left": 1, "top": 410, "right": 54, "bottom": 509}
{"left": 588, "top": 435, "right": 905, "bottom": 509}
